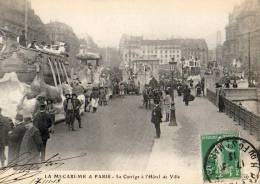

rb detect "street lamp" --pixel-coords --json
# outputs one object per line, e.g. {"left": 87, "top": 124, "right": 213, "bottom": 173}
{"left": 169, "top": 58, "right": 177, "bottom": 99}
{"left": 181, "top": 57, "right": 185, "bottom": 83}
{"left": 168, "top": 58, "right": 177, "bottom": 126}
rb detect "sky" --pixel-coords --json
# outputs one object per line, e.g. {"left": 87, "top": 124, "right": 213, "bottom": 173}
{"left": 31, "top": 0, "right": 244, "bottom": 49}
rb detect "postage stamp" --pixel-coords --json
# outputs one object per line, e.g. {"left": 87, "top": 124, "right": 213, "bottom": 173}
{"left": 201, "top": 133, "right": 260, "bottom": 184}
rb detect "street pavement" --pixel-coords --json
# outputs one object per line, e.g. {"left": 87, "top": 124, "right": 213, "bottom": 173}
{"left": 47, "top": 90, "right": 259, "bottom": 179}
{"left": 46, "top": 96, "right": 155, "bottom": 170}
{"left": 147, "top": 90, "right": 259, "bottom": 184}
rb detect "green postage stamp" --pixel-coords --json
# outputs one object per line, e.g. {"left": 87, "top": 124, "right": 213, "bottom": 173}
{"left": 201, "top": 132, "right": 241, "bottom": 182}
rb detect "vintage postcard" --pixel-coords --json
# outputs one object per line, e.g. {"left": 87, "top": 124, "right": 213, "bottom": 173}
{"left": 0, "top": 0, "right": 259, "bottom": 184}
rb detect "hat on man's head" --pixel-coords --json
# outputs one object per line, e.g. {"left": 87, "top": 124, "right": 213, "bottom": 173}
{"left": 65, "top": 93, "right": 71, "bottom": 98}
{"left": 15, "top": 113, "right": 23, "bottom": 122}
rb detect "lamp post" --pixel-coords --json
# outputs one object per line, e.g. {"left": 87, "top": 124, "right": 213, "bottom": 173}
{"left": 168, "top": 58, "right": 177, "bottom": 126}
{"left": 181, "top": 57, "right": 185, "bottom": 83}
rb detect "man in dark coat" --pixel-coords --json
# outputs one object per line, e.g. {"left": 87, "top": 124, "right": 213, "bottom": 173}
{"left": 63, "top": 94, "right": 75, "bottom": 131}
{"left": 7, "top": 114, "right": 26, "bottom": 164}
{"left": 19, "top": 118, "right": 42, "bottom": 167}
{"left": 218, "top": 87, "right": 225, "bottom": 112}
{"left": 33, "top": 104, "right": 52, "bottom": 162}
{"left": 46, "top": 99, "right": 56, "bottom": 133}
{"left": 143, "top": 88, "right": 149, "bottom": 109}
{"left": 0, "top": 116, "right": 6, "bottom": 167}
{"left": 0, "top": 108, "right": 13, "bottom": 167}
{"left": 201, "top": 78, "right": 205, "bottom": 96}
{"left": 72, "top": 94, "right": 82, "bottom": 128}
{"left": 151, "top": 103, "right": 162, "bottom": 138}
{"left": 84, "top": 89, "right": 91, "bottom": 112}
{"left": 183, "top": 85, "right": 191, "bottom": 106}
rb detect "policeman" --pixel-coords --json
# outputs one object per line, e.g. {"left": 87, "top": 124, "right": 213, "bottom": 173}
{"left": 63, "top": 94, "right": 75, "bottom": 131}
{"left": 72, "top": 94, "right": 82, "bottom": 128}
{"left": 151, "top": 102, "right": 162, "bottom": 138}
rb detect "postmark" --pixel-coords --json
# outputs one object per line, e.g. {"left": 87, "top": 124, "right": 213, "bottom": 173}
{"left": 201, "top": 133, "right": 260, "bottom": 183}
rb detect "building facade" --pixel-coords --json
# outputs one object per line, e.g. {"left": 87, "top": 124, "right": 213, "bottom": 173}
{"left": 223, "top": 0, "right": 260, "bottom": 74}
{"left": 0, "top": 0, "right": 48, "bottom": 43}
{"left": 119, "top": 34, "right": 208, "bottom": 70}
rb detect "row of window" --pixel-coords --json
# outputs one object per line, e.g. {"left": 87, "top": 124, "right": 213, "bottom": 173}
{"left": 124, "top": 54, "right": 180, "bottom": 58}
{"left": 142, "top": 50, "right": 180, "bottom": 54}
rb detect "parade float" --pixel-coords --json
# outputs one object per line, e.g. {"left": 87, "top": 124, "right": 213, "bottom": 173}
{"left": 0, "top": 27, "right": 70, "bottom": 120}
{"left": 76, "top": 50, "right": 113, "bottom": 99}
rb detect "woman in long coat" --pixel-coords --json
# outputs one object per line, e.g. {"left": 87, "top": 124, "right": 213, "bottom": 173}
{"left": 19, "top": 119, "right": 42, "bottom": 166}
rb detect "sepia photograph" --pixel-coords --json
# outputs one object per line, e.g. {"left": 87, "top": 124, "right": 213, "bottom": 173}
{"left": 0, "top": 0, "right": 260, "bottom": 183}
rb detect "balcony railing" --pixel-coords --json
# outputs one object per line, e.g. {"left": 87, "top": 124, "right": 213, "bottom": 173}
{"left": 206, "top": 89, "right": 260, "bottom": 141}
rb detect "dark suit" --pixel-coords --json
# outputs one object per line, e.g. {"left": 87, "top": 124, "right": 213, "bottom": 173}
{"left": 151, "top": 105, "right": 162, "bottom": 138}
{"left": 33, "top": 111, "right": 52, "bottom": 161}
{"left": 8, "top": 122, "right": 26, "bottom": 164}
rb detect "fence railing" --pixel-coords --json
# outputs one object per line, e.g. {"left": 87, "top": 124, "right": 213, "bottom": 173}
{"left": 206, "top": 89, "right": 260, "bottom": 141}
{"left": 206, "top": 89, "right": 217, "bottom": 105}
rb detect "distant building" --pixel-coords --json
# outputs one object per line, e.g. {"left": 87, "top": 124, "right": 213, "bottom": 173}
{"left": 119, "top": 34, "right": 208, "bottom": 70}
{"left": 0, "top": 0, "right": 48, "bottom": 43}
{"left": 208, "top": 49, "right": 216, "bottom": 62}
{"left": 223, "top": 0, "right": 260, "bottom": 72}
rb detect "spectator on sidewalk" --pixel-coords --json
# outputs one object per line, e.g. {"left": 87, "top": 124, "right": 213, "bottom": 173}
{"left": 218, "top": 87, "right": 225, "bottom": 112}
{"left": 183, "top": 85, "right": 191, "bottom": 106}
{"left": 64, "top": 94, "right": 75, "bottom": 131}
{"left": 164, "top": 90, "right": 171, "bottom": 122}
{"left": 46, "top": 99, "right": 57, "bottom": 133}
{"left": 72, "top": 94, "right": 82, "bottom": 128}
{"left": 19, "top": 117, "right": 42, "bottom": 167}
{"left": 33, "top": 104, "right": 52, "bottom": 162}
{"left": 151, "top": 102, "right": 162, "bottom": 139}
{"left": 8, "top": 114, "right": 26, "bottom": 164}
{"left": 0, "top": 107, "right": 13, "bottom": 167}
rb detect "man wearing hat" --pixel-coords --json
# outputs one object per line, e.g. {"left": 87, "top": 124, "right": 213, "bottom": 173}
{"left": 72, "top": 94, "right": 82, "bottom": 128}
{"left": 151, "top": 102, "right": 162, "bottom": 139}
{"left": 7, "top": 113, "right": 27, "bottom": 164}
{"left": 33, "top": 104, "right": 52, "bottom": 161}
{"left": 46, "top": 99, "right": 57, "bottom": 133}
{"left": 33, "top": 95, "right": 46, "bottom": 116}
{"left": 63, "top": 94, "right": 75, "bottom": 131}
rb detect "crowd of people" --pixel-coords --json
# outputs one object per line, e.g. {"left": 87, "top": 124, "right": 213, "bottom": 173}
{"left": 146, "top": 77, "right": 206, "bottom": 139}
{"left": 0, "top": 98, "right": 53, "bottom": 168}
{"left": 0, "top": 76, "right": 118, "bottom": 168}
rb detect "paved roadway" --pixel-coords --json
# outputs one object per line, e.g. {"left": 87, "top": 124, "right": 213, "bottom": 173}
{"left": 46, "top": 96, "right": 154, "bottom": 170}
